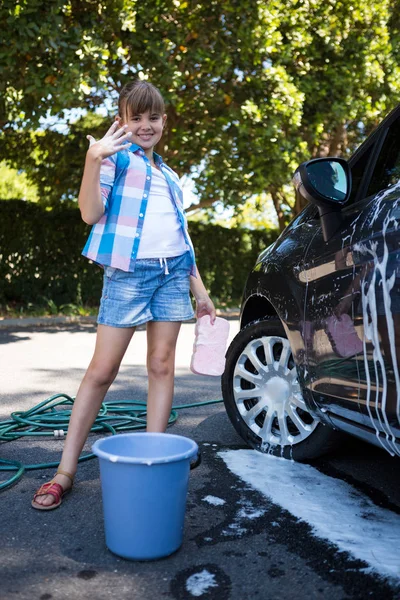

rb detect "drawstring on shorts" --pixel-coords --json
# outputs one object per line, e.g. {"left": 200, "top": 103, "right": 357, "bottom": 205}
{"left": 159, "top": 258, "right": 169, "bottom": 275}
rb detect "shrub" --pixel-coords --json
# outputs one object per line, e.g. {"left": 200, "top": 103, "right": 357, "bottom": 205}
{"left": 0, "top": 200, "right": 278, "bottom": 309}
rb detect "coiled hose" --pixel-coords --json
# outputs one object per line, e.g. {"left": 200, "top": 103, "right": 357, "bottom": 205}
{"left": 0, "top": 393, "right": 223, "bottom": 491}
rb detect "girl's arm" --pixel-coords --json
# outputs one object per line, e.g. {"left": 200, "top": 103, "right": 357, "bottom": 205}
{"left": 78, "top": 121, "right": 132, "bottom": 225}
{"left": 78, "top": 151, "right": 104, "bottom": 224}
{"left": 190, "top": 269, "right": 217, "bottom": 324}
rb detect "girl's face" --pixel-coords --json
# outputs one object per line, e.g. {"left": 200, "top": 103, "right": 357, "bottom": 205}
{"left": 117, "top": 110, "right": 167, "bottom": 155}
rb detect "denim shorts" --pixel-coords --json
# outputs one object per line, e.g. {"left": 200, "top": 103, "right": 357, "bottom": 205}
{"left": 97, "top": 251, "right": 195, "bottom": 328}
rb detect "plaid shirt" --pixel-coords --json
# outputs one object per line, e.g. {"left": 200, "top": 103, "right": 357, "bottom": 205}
{"left": 82, "top": 144, "right": 196, "bottom": 274}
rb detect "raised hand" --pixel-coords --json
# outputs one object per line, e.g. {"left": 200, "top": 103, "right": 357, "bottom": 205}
{"left": 86, "top": 121, "right": 132, "bottom": 159}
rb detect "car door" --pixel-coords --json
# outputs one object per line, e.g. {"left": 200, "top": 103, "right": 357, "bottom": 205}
{"left": 300, "top": 108, "right": 400, "bottom": 456}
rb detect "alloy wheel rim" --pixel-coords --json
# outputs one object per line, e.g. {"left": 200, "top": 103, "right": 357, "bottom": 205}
{"left": 233, "top": 335, "right": 318, "bottom": 448}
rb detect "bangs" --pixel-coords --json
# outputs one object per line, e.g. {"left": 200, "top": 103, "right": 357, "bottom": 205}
{"left": 119, "top": 81, "right": 165, "bottom": 119}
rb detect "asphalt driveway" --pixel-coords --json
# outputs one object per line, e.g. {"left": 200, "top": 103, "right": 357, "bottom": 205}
{"left": 1, "top": 320, "right": 399, "bottom": 600}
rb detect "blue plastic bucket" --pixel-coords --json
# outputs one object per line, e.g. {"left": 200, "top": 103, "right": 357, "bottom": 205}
{"left": 92, "top": 432, "right": 199, "bottom": 560}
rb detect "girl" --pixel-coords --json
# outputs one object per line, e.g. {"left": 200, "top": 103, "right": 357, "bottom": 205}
{"left": 32, "top": 80, "right": 216, "bottom": 510}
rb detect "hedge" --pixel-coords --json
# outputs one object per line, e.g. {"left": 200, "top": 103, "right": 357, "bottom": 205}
{"left": 0, "top": 200, "right": 278, "bottom": 308}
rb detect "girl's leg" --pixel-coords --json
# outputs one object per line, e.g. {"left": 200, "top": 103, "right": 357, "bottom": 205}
{"left": 34, "top": 324, "right": 135, "bottom": 507}
{"left": 146, "top": 321, "right": 181, "bottom": 432}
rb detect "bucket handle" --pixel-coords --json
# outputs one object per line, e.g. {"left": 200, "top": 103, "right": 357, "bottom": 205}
{"left": 190, "top": 450, "right": 202, "bottom": 470}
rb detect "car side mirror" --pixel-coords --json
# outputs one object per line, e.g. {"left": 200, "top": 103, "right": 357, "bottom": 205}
{"left": 292, "top": 157, "right": 352, "bottom": 241}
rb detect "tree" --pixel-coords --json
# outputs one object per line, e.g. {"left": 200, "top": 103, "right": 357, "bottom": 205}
{"left": 0, "top": 161, "right": 38, "bottom": 201}
{"left": 273, "top": 0, "right": 400, "bottom": 214}
{"left": 1, "top": 0, "right": 306, "bottom": 224}
{"left": 1, "top": 0, "right": 400, "bottom": 229}
{"left": 0, "top": 0, "right": 133, "bottom": 128}
{"left": 2, "top": 113, "right": 107, "bottom": 205}
{"left": 189, "top": 192, "right": 281, "bottom": 232}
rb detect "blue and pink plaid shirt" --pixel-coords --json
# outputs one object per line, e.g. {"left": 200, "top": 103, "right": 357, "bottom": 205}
{"left": 82, "top": 143, "right": 197, "bottom": 275}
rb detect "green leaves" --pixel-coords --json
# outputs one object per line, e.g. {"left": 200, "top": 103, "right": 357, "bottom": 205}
{"left": 1, "top": 0, "right": 400, "bottom": 229}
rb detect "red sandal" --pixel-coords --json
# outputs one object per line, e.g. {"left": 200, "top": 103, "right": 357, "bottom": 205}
{"left": 31, "top": 468, "right": 74, "bottom": 511}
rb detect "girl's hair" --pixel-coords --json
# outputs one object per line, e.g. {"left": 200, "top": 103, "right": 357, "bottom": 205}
{"left": 118, "top": 80, "right": 165, "bottom": 120}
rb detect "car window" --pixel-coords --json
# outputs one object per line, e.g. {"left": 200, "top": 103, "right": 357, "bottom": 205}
{"left": 348, "top": 144, "right": 374, "bottom": 204}
{"left": 366, "top": 117, "right": 400, "bottom": 198}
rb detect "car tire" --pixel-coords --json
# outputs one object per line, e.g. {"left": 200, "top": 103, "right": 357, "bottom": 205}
{"left": 222, "top": 319, "right": 340, "bottom": 461}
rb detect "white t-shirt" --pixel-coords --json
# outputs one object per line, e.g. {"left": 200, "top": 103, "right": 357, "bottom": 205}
{"left": 136, "top": 166, "right": 188, "bottom": 259}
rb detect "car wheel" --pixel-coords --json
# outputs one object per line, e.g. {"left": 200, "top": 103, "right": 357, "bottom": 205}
{"left": 222, "top": 319, "right": 339, "bottom": 461}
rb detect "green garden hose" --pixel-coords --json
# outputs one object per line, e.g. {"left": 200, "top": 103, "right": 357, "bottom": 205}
{"left": 0, "top": 393, "right": 223, "bottom": 491}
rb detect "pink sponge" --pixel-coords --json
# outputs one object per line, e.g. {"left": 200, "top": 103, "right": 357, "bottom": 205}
{"left": 190, "top": 315, "right": 230, "bottom": 376}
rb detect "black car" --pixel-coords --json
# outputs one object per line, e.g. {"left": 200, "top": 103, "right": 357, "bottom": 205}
{"left": 222, "top": 105, "right": 400, "bottom": 461}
